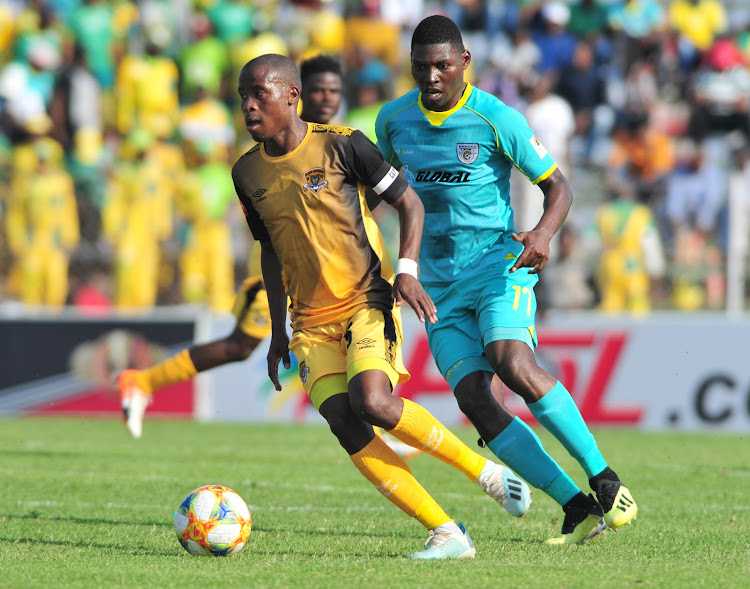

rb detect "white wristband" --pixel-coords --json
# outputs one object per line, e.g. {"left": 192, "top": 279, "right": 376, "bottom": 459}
{"left": 396, "top": 258, "right": 419, "bottom": 279}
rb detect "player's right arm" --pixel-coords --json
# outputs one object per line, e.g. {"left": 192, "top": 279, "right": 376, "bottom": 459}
{"left": 260, "top": 239, "right": 290, "bottom": 391}
{"left": 233, "top": 172, "right": 289, "bottom": 391}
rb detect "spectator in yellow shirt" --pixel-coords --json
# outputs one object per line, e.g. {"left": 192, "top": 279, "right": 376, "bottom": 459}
{"left": 102, "top": 129, "right": 173, "bottom": 308}
{"left": 6, "top": 140, "right": 79, "bottom": 307}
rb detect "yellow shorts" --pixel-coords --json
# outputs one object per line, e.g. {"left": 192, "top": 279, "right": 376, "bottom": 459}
{"left": 289, "top": 306, "right": 410, "bottom": 411}
{"left": 231, "top": 277, "right": 272, "bottom": 340}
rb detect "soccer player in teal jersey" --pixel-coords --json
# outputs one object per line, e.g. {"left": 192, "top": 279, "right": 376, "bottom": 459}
{"left": 375, "top": 15, "right": 637, "bottom": 544}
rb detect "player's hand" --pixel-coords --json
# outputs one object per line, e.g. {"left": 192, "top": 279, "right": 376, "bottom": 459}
{"left": 267, "top": 331, "right": 291, "bottom": 391}
{"left": 394, "top": 274, "right": 438, "bottom": 324}
{"left": 510, "top": 230, "right": 552, "bottom": 274}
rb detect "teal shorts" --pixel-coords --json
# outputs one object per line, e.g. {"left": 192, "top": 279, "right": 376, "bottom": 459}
{"left": 425, "top": 244, "right": 539, "bottom": 390}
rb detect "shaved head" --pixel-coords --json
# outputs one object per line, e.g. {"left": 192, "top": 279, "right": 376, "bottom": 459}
{"left": 238, "top": 53, "right": 308, "bottom": 153}
{"left": 242, "top": 54, "right": 301, "bottom": 90}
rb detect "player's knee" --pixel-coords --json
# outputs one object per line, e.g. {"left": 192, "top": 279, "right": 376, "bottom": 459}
{"left": 493, "top": 354, "right": 529, "bottom": 387}
{"left": 325, "top": 409, "right": 356, "bottom": 440}
{"left": 455, "top": 390, "right": 483, "bottom": 419}
{"left": 323, "top": 405, "right": 370, "bottom": 450}
{"left": 349, "top": 389, "right": 393, "bottom": 427}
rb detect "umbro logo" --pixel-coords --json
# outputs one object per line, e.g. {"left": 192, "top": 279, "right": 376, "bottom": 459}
{"left": 356, "top": 337, "right": 376, "bottom": 350}
{"left": 252, "top": 189, "right": 268, "bottom": 203}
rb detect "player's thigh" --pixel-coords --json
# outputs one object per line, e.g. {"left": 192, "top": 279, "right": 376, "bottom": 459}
{"left": 475, "top": 265, "right": 538, "bottom": 334}
{"left": 344, "top": 306, "right": 409, "bottom": 393}
{"left": 232, "top": 278, "right": 272, "bottom": 340}
{"left": 289, "top": 323, "right": 348, "bottom": 412}
{"left": 426, "top": 286, "right": 490, "bottom": 391}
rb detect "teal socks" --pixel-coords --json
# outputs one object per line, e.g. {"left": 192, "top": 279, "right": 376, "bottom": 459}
{"left": 487, "top": 417, "right": 579, "bottom": 506}
{"left": 528, "top": 381, "right": 607, "bottom": 478}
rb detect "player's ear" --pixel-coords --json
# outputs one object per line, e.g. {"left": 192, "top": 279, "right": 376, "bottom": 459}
{"left": 462, "top": 49, "right": 471, "bottom": 70}
{"left": 288, "top": 84, "right": 301, "bottom": 106}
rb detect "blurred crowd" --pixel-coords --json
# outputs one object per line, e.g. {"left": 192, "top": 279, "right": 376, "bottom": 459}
{"left": 1, "top": 0, "right": 749, "bottom": 315}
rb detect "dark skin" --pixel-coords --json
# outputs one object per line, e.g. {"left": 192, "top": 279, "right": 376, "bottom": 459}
{"left": 300, "top": 71, "right": 342, "bottom": 125}
{"left": 177, "top": 67, "right": 345, "bottom": 374}
{"left": 410, "top": 42, "right": 574, "bottom": 443}
{"left": 240, "top": 57, "right": 436, "bottom": 455}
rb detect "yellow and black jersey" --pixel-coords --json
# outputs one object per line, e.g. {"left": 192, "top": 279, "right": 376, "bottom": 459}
{"left": 232, "top": 123, "right": 407, "bottom": 331}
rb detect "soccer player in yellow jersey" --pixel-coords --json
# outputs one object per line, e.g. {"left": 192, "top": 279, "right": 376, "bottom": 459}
{"left": 117, "top": 55, "right": 408, "bottom": 459}
{"left": 229, "top": 54, "right": 534, "bottom": 559}
{"left": 118, "top": 56, "right": 419, "bottom": 462}
{"left": 116, "top": 56, "right": 347, "bottom": 432}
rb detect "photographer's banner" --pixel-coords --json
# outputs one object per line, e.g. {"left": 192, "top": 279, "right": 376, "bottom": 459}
{"left": 0, "top": 310, "right": 198, "bottom": 416}
{"left": 4, "top": 309, "right": 749, "bottom": 430}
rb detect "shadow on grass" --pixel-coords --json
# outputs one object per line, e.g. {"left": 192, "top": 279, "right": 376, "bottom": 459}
{"left": 0, "top": 535, "right": 177, "bottom": 556}
{"left": 3, "top": 512, "right": 171, "bottom": 528}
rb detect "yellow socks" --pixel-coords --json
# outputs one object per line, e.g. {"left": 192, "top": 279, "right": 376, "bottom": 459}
{"left": 139, "top": 349, "right": 198, "bottom": 394}
{"left": 388, "top": 398, "right": 486, "bottom": 482}
{"left": 350, "top": 435, "right": 452, "bottom": 530}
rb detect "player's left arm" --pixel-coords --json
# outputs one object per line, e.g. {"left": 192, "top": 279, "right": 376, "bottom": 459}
{"left": 493, "top": 105, "right": 573, "bottom": 274}
{"left": 343, "top": 130, "right": 436, "bottom": 324}
{"left": 510, "top": 168, "right": 573, "bottom": 274}
{"left": 366, "top": 108, "right": 402, "bottom": 212}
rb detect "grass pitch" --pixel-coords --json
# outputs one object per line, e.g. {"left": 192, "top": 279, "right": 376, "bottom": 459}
{"left": 0, "top": 417, "right": 747, "bottom": 588}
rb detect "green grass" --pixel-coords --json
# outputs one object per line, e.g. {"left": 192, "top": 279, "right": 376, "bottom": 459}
{"left": 0, "top": 418, "right": 747, "bottom": 588}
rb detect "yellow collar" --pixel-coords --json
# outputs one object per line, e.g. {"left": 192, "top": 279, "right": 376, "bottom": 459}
{"left": 418, "top": 83, "right": 473, "bottom": 127}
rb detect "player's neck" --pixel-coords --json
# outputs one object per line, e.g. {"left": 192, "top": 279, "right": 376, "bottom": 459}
{"left": 264, "top": 119, "right": 309, "bottom": 157}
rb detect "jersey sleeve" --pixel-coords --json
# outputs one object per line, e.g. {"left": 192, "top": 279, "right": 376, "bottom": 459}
{"left": 494, "top": 105, "right": 557, "bottom": 185}
{"left": 232, "top": 171, "right": 270, "bottom": 242}
{"left": 374, "top": 107, "right": 402, "bottom": 168}
{"left": 343, "top": 129, "right": 407, "bottom": 204}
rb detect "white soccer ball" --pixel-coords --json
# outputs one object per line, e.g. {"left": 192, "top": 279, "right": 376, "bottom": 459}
{"left": 173, "top": 485, "right": 252, "bottom": 556}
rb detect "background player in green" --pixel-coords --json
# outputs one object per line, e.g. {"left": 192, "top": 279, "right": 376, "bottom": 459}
{"left": 375, "top": 15, "right": 637, "bottom": 544}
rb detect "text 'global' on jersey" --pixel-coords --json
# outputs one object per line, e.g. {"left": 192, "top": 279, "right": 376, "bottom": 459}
{"left": 414, "top": 170, "right": 471, "bottom": 183}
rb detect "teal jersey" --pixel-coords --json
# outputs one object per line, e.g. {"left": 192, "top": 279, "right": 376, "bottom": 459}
{"left": 375, "top": 83, "right": 557, "bottom": 285}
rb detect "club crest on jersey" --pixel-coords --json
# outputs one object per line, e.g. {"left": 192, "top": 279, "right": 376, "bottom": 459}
{"left": 299, "top": 359, "right": 309, "bottom": 385}
{"left": 303, "top": 168, "right": 328, "bottom": 193}
{"left": 457, "top": 143, "right": 479, "bottom": 164}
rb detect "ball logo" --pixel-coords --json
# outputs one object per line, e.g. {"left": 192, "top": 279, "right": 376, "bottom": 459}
{"left": 303, "top": 168, "right": 328, "bottom": 193}
{"left": 456, "top": 143, "right": 479, "bottom": 164}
